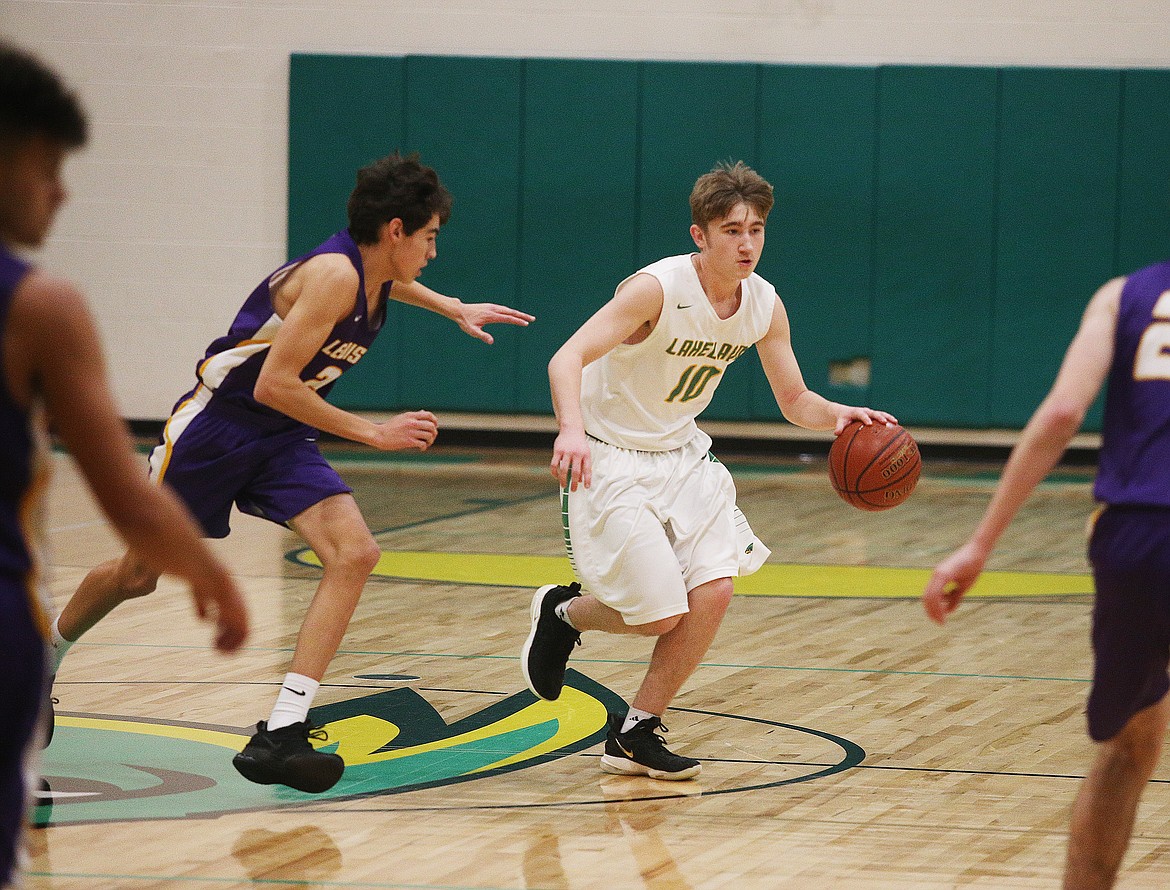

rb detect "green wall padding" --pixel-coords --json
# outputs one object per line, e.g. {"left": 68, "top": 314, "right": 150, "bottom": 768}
{"left": 638, "top": 62, "right": 763, "bottom": 421}
{"left": 517, "top": 59, "right": 641, "bottom": 413}
{"left": 288, "top": 55, "right": 405, "bottom": 256}
{"left": 757, "top": 66, "right": 878, "bottom": 418}
{"left": 992, "top": 69, "right": 1121, "bottom": 428}
{"left": 289, "top": 54, "right": 1170, "bottom": 431}
{"left": 394, "top": 56, "right": 525, "bottom": 413}
{"left": 1118, "top": 71, "right": 1170, "bottom": 276}
{"left": 289, "top": 54, "right": 406, "bottom": 407}
{"left": 873, "top": 66, "right": 999, "bottom": 426}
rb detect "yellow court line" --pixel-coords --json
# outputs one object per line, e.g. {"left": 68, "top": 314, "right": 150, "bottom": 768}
{"left": 58, "top": 716, "right": 247, "bottom": 751}
{"left": 294, "top": 550, "right": 1092, "bottom": 599}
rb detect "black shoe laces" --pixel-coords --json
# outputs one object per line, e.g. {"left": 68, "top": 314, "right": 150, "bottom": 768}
{"left": 306, "top": 723, "right": 330, "bottom": 743}
{"left": 649, "top": 721, "right": 671, "bottom": 746}
{"left": 627, "top": 717, "right": 670, "bottom": 746}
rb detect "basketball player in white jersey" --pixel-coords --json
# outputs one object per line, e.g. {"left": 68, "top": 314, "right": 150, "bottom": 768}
{"left": 522, "top": 161, "right": 895, "bottom": 779}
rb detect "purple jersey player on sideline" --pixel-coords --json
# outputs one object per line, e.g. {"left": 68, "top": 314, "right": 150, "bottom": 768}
{"left": 49, "top": 151, "right": 534, "bottom": 794}
{"left": 0, "top": 243, "right": 51, "bottom": 888}
{"left": 0, "top": 43, "right": 247, "bottom": 886}
{"left": 924, "top": 260, "right": 1170, "bottom": 890}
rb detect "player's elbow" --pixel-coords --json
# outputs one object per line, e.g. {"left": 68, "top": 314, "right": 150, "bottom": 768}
{"left": 548, "top": 347, "right": 582, "bottom": 381}
{"left": 1036, "top": 399, "right": 1086, "bottom": 438}
{"left": 251, "top": 373, "right": 283, "bottom": 411}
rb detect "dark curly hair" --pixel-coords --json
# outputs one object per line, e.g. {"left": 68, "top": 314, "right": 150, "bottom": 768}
{"left": 347, "top": 152, "right": 453, "bottom": 244}
{"left": 0, "top": 42, "right": 87, "bottom": 148}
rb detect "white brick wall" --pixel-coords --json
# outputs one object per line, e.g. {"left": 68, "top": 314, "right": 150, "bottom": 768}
{"left": 5, "top": 0, "right": 1170, "bottom": 417}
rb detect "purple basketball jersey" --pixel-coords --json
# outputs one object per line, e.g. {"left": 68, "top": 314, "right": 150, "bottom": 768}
{"left": 0, "top": 244, "right": 40, "bottom": 580}
{"left": 185, "top": 229, "right": 387, "bottom": 433}
{"left": 0, "top": 244, "right": 51, "bottom": 887}
{"left": 1094, "top": 260, "right": 1170, "bottom": 506}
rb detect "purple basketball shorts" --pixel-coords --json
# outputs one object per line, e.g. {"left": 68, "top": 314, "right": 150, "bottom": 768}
{"left": 151, "top": 407, "right": 352, "bottom": 539}
{"left": 1086, "top": 505, "right": 1170, "bottom": 742}
{"left": 0, "top": 582, "right": 46, "bottom": 885}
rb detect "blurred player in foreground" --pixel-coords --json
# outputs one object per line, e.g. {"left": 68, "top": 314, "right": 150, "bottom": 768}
{"left": 0, "top": 41, "right": 247, "bottom": 887}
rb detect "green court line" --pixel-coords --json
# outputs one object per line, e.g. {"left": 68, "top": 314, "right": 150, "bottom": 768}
{"left": 70, "top": 641, "right": 1088, "bottom": 684}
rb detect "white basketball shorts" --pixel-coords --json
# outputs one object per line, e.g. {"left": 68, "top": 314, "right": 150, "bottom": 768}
{"left": 562, "top": 434, "right": 770, "bottom": 626}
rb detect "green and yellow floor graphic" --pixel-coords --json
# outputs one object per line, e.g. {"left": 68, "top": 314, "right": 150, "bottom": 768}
{"left": 38, "top": 672, "right": 622, "bottom": 826}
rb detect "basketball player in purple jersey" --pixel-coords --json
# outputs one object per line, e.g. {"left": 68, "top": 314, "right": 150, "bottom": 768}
{"left": 49, "top": 151, "right": 534, "bottom": 793}
{"left": 925, "top": 262, "right": 1170, "bottom": 889}
{"left": 0, "top": 43, "right": 247, "bottom": 884}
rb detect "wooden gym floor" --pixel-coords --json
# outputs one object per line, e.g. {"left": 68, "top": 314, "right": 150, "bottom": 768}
{"left": 25, "top": 437, "right": 1170, "bottom": 889}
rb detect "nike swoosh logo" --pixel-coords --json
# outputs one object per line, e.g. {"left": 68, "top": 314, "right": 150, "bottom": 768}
{"left": 677, "top": 303, "right": 692, "bottom": 309}
{"left": 617, "top": 741, "right": 634, "bottom": 758}
{"left": 283, "top": 687, "right": 307, "bottom": 696}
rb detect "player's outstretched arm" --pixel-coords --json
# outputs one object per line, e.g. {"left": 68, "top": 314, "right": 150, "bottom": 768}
{"left": 390, "top": 280, "right": 534, "bottom": 344}
{"left": 7, "top": 272, "right": 248, "bottom": 652}
{"left": 923, "top": 276, "right": 1124, "bottom": 625}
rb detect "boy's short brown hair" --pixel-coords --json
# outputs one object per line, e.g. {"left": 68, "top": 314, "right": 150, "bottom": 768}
{"left": 689, "top": 161, "right": 774, "bottom": 230}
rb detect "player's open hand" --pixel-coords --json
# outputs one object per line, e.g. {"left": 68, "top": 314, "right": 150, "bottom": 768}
{"left": 375, "top": 410, "right": 439, "bottom": 451}
{"left": 922, "top": 541, "right": 988, "bottom": 625}
{"left": 456, "top": 303, "right": 535, "bottom": 345}
{"left": 190, "top": 566, "right": 249, "bottom": 653}
{"left": 552, "top": 428, "right": 591, "bottom": 491}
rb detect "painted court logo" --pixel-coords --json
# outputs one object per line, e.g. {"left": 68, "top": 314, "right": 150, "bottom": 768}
{"left": 38, "top": 670, "right": 625, "bottom": 825}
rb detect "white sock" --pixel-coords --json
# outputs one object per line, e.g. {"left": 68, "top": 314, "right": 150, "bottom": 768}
{"left": 621, "top": 707, "right": 658, "bottom": 735}
{"left": 554, "top": 598, "right": 578, "bottom": 630}
{"left": 49, "top": 615, "right": 73, "bottom": 674}
{"left": 266, "top": 673, "right": 319, "bottom": 731}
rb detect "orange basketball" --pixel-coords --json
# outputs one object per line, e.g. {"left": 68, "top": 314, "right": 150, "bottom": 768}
{"left": 828, "top": 421, "right": 921, "bottom": 511}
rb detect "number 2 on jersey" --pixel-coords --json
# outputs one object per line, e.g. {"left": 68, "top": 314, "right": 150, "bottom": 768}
{"left": 306, "top": 365, "right": 343, "bottom": 391}
{"left": 1134, "top": 291, "right": 1170, "bottom": 381}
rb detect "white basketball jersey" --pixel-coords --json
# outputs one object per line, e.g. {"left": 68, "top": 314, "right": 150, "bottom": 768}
{"left": 582, "top": 254, "right": 777, "bottom": 451}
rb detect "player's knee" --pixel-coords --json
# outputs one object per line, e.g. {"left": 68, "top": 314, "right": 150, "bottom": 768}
{"left": 121, "top": 565, "right": 160, "bottom": 599}
{"left": 1103, "top": 722, "right": 1163, "bottom": 777}
{"left": 711, "top": 578, "right": 734, "bottom": 608}
{"left": 694, "top": 578, "right": 734, "bottom": 614}
{"left": 341, "top": 536, "right": 381, "bottom": 577}
{"left": 631, "top": 615, "right": 682, "bottom": 636}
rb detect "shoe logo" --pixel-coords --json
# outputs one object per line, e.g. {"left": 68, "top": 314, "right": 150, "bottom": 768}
{"left": 676, "top": 303, "right": 693, "bottom": 309}
{"left": 616, "top": 740, "right": 635, "bottom": 758}
{"left": 283, "top": 687, "right": 307, "bottom": 696}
